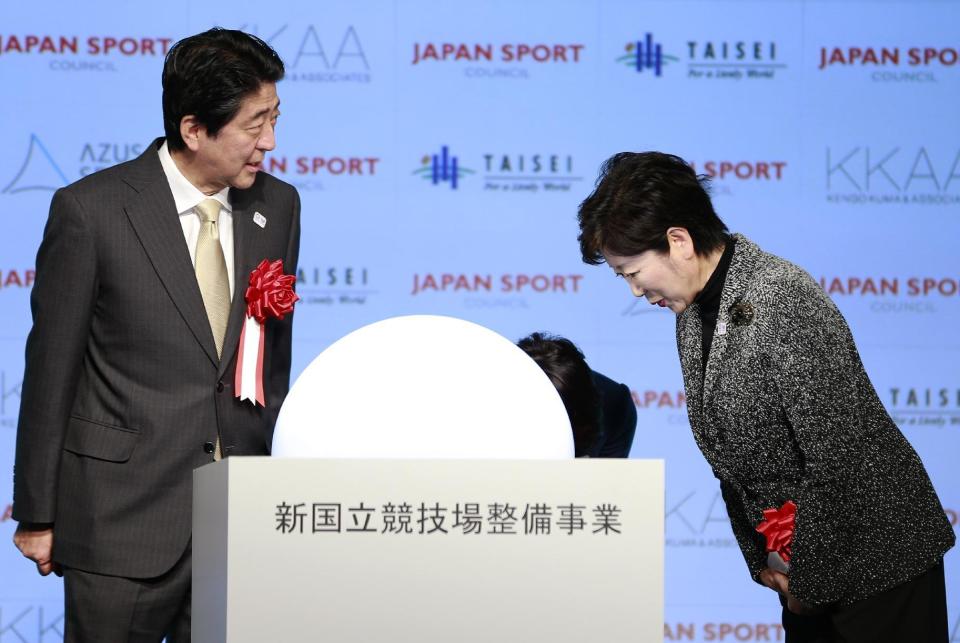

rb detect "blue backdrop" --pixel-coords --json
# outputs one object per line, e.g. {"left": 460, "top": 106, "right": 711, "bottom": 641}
{"left": 1, "top": 1, "right": 957, "bottom": 640}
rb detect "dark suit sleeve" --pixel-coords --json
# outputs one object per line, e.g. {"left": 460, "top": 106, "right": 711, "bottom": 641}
{"left": 592, "top": 373, "right": 637, "bottom": 458}
{"left": 720, "top": 480, "right": 768, "bottom": 584}
{"left": 263, "top": 187, "right": 301, "bottom": 436}
{"left": 13, "top": 189, "right": 98, "bottom": 523}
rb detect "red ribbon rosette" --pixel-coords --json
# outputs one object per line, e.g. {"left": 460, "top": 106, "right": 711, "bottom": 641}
{"left": 235, "top": 259, "right": 299, "bottom": 406}
{"left": 244, "top": 259, "right": 299, "bottom": 324}
{"left": 755, "top": 500, "right": 796, "bottom": 563}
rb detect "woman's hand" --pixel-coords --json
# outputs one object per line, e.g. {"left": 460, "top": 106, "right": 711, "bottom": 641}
{"left": 758, "top": 568, "right": 820, "bottom": 615}
{"left": 759, "top": 567, "right": 789, "bottom": 593}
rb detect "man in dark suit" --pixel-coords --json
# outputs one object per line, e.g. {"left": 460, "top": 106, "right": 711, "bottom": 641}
{"left": 12, "top": 28, "right": 300, "bottom": 641}
{"left": 517, "top": 332, "right": 637, "bottom": 458}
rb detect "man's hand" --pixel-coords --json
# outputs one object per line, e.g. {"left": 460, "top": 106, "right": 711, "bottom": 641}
{"left": 13, "top": 523, "right": 61, "bottom": 577}
{"left": 758, "top": 567, "right": 821, "bottom": 615}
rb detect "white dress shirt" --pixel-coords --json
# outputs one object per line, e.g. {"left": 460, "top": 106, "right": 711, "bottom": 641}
{"left": 157, "top": 141, "right": 235, "bottom": 298}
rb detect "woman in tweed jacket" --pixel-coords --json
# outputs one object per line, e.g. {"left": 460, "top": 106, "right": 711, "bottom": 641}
{"left": 577, "top": 152, "right": 954, "bottom": 642}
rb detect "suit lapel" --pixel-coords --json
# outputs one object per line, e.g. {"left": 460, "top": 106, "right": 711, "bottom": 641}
{"left": 217, "top": 187, "right": 269, "bottom": 378}
{"left": 678, "top": 234, "right": 761, "bottom": 469}
{"left": 701, "top": 235, "right": 757, "bottom": 411}
{"left": 676, "top": 306, "right": 710, "bottom": 452}
{"left": 121, "top": 142, "right": 219, "bottom": 367}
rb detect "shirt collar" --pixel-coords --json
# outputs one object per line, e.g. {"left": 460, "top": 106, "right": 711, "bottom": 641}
{"left": 158, "top": 141, "right": 232, "bottom": 216}
{"left": 693, "top": 236, "right": 736, "bottom": 310}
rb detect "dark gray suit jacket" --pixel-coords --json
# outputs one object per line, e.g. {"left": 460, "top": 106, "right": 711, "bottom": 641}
{"left": 588, "top": 371, "right": 636, "bottom": 458}
{"left": 676, "top": 234, "right": 953, "bottom": 606}
{"left": 13, "top": 139, "right": 301, "bottom": 578}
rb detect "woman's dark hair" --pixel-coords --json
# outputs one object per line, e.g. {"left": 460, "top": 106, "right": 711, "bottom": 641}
{"left": 162, "top": 28, "right": 285, "bottom": 151}
{"left": 577, "top": 151, "right": 729, "bottom": 264}
{"left": 517, "top": 333, "right": 600, "bottom": 457}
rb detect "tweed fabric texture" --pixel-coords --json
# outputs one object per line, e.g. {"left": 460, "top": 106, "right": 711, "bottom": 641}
{"left": 676, "top": 234, "right": 954, "bottom": 606}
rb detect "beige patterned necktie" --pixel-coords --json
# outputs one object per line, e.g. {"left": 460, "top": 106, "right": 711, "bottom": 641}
{"left": 195, "top": 198, "right": 230, "bottom": 460}
{"left": 195, "top": 198, "right": 230, "bottom": 356}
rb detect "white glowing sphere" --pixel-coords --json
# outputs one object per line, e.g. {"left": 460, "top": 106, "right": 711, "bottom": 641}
{"left": 272, "top": 315, "right": 573, "bottom": 459}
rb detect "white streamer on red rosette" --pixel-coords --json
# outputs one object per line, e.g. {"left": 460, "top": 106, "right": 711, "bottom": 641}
{"left": 236, "top": 259, "right": 299, "bottom": 406}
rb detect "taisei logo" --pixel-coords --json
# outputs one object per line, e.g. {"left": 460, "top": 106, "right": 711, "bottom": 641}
{"left": 413, "top": 146, "right": 474, "bottom": 190}
{"left": 686, "top": 39, "right": 782, "bottom": 79}
{"left": 887, "top": 387, "right": 960, "bottom": 429}
{"left": 296, "top": 266, "right": 373, "bottom": 306}
{"left": 618, "top": 34, "right": 783, "bottom": 80}
{"left": 481, "top": 153, "right": 581, "bottom": 193}
{"left": 616, "top": 33, "right": 675, "bottom": 76}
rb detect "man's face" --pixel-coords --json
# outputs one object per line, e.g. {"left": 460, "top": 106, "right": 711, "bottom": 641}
{"left": 194, "top": 82, "right": 280, "bottom": 192}
{"left": 602, "top": 238, "right": 701, "bottom": 315}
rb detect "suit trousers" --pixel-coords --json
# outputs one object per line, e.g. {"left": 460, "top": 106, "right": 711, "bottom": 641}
{"left": 63, "top": 541, "right": 192, "bottom": 643}
{"left": 781, "top": 560, "right": 948, "bottom": 643}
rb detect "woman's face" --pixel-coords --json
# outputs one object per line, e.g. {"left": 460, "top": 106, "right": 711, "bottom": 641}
{"left": 602, "top": 228, "right": 704, "bottom": 315}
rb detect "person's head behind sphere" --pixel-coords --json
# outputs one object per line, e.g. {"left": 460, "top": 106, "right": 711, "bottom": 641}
{"left": 517, "top": 333, "right": 600, "bottom": 457}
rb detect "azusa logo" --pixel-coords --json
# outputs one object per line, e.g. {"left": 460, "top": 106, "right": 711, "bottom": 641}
{"left": 413, "top": 146, "right": 474, "bottom": 189}
{"left": 3, "top": 134, "right": 68, "bottom": 193}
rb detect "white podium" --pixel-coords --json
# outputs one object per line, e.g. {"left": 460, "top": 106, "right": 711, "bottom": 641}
{"left": 193, "top": 457, "right": 663, "bottom": 642}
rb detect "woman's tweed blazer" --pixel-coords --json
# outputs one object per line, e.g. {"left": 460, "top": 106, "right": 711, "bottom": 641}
{"left": 675, "top": 234, "right": 954, "bottom": 606}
